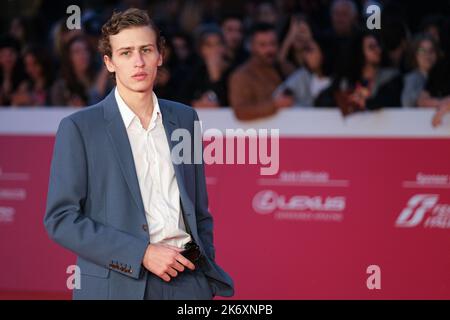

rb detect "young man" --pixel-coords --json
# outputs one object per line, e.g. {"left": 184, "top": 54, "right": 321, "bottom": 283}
{"left": 44, "top": 8, "right": 234, "bottom": 300}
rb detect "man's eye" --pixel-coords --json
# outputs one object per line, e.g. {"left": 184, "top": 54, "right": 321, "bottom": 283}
{"left": 121, "top": 51, "right": 130, "bottom": 56}
{"left": 142, "top": 48, "right": 151, "bottom": 53}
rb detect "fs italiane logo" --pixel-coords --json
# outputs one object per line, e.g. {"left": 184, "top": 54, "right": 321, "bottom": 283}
{"left": 396, "top": 194, "right": 450, "bottom": 229}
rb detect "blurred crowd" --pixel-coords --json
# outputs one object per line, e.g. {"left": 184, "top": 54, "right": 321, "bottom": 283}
{"left": 1, "top": 0, "right": 450, "bottom": 123}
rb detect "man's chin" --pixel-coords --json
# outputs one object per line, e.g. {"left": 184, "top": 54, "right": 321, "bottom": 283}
{"left": 127, "top": 82, "right": 153, "bottom": 93}
{"left": 262, "top": 57, "right": 276, "bottom": 65}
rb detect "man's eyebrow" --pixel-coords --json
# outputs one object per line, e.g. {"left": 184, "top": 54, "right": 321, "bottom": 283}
{"left": 140, "top": 44, "right": 156, "bottom": 49}
{"left": 117, "top": 46, "right": 133, "bottom": 52}
{"left": 116, "top": 44, "right": 155, "bottom": 51}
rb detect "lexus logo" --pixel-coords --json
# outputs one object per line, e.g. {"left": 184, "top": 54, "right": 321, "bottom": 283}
{"left": 252, "top": 190, "right": 346, "bottom": 214}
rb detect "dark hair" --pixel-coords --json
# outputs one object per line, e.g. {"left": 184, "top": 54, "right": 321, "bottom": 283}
{"left": 279, "top": 13, "right": 313, "bottom": 41}
{"left": 219, "top": 12, "right": 244, "bottom": 26}
{"left": 195, "top": 24, "right": 225, "bottom": 53}
{"left": 60, "top": 35, "right": 97, "bottom": 104}
{"left": 22, "top": 44, "right": 54, "bottom": 89}
{"left": 380, "top": 19, "right": 408, "bottom": 51}
{"left": 406, "top": 33, "right": 440, "bottom": 70}
{"left": 439, "top": 17, "right": 450, "bottom": 58}
{"left": 0, "top": 34, "right": 21, "bottom": 52}
{"left": 305, "top": 35, "right": 333, "bottom": 77}
{"left": 99, "top": 8, "right": 165, "bottom": 58}
{"left": 166, "top": 31, "right": 194, "bottom": 63}
{"left": 279, "top": 13, "right": 314, "bottom": 68}
{"left": 0, "top": 34, "right": 27, "bottom": 102}
{"left": 335, "top": 31, "right": 382, "bottom": 85}
{"left": 419, "top": 14, "right": 443, "bottom": 35}
{"left": 248, "top": 22, "right": 277, "bottom": 40}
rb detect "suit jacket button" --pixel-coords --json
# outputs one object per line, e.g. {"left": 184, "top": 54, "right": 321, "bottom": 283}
{"left": 142, "top": 224, "right": 148, "bottom": 232}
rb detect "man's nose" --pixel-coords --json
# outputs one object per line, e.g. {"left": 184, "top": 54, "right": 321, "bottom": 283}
{"left": 134, "top": 52, "right": 145, "bottom": 67}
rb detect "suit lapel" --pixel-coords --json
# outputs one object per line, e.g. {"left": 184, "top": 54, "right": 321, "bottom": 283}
{"left": 103, "top": 90, "right": 145, "bottom": 214}
{"left": 159, "top": 99, "right": 188, "bottom": 199}
{"left": 159, "top": 99, "right": 198, "bottom": 239}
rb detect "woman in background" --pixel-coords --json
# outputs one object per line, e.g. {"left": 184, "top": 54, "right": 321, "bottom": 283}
{"left": 330, "top": 31, "right": 403, "bottom": 115}
{"left": 10, "top": 45, "right": 54, "bottom": 106}
{"left": 401, "top": 33, "right": 439, "bottom": 107}
{"left": 274, "top": 35, "right": 332, "bottom": 107}
{"left": 179, "top": 25, "right": 231, "bottom": 108}
{"left": 50, "top": 35, "right": 98, "bottom": 107}
{"left": 278, "top": 14, "right": 313, "bottom": 72}
{"left": 0, "top": 35, "right": 27, "bottom": 106}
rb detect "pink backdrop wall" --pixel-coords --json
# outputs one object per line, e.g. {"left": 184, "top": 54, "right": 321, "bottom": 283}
{"left": 1, "top": 109, "right": 449, "bottom": 299}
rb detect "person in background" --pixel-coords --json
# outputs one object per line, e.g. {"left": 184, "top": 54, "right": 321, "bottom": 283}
{"left": 379, "top": 4, "right": 410, "bottom": 73}
{"left": 381, "top": 20, "right": 409, "bottom": 73}
{"left": 0, "top": 35, "right": 27, "bottom": 106}
{"left": 255, "top": 1, "right": 279, "bottom": 26}
{"left": 151, "top": 33, "right": 171, "bottom": 100}
{"left": 329, "top": 0, "right": 359, "bottom": 38}
{"left": 9, "top": 17, "right": 38, "bottom": 48}
{"left": 331, "top": 31, "right": 403, "bottom": 115}
{"left": 323, "top": 0, "right": 360, "bottom": 78}
{"left": 432, "top": 104, "right": 450, "bottom": 127}
{"left": 274, "top": 35, "right": 332, "bottom": 107}
{"left": 419, "top": 14, "right": 443, "bottom": 45}
{"left": 51, "top": 35, "right": 99, "bottom": 106}
{"left": 178, "top": 0, "right": 205, "bottom": 35}
{"left": 228, "top": 23, "right": 294, "bottom": 120}
{"left": 155, "top": 32, "right": 196, "bottom": 101}
{"left": 401, "top": 33, "right": 439, "bottom": 107}
{"left": 220, "top": 13, "right": 248, "bottom": 71}
{"left": 180, "top": 25, "right": 231, "bottom": 108}
{"left": 278, "top": 14, "right": 313, "bottom": 71}
{"left": 10, "top": 45, "right": 54, "bottom": 106}
{"left": 50, "top": 19, "right": 84, "bottom": 63}
{"left": 417, "top": 17, "right": 450, "bottom": 112}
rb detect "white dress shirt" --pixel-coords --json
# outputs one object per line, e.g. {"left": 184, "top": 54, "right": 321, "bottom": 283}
{"left": 115, "top": 88, "right": 191, "bottom": 248}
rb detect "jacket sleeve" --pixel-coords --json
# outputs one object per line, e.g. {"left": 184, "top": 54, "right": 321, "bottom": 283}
{"left": 192, "top": 110, "right": 216, "bottom": 261}
{"left": 44, "top": 117, "right": 149, "bottom": 279}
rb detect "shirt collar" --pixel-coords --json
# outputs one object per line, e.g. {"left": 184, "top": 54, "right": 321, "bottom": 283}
{"left": 115, "top": 87, "right": 161, "bottom": 129}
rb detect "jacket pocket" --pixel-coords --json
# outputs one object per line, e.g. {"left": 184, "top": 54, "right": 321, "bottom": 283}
{"left": 77, "top": 257, "right": 110, "bottom": 278}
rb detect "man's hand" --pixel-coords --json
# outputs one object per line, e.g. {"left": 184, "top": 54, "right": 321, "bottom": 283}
{"left": 192, "top": 92, "right": 220, "bottom": 108}
{"left": 142, "top": 243, "right": 195, "bottom": 282}
{"left": 273, "top": 93, "right": 294, "bottom": 109}
{"left": 432, "top": 104, "right": 450, "bottom": 127}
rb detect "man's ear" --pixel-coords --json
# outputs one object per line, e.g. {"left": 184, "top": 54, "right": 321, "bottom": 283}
{"left": 103, "top": 55, "right": 115, "bottom": 73}
{"left": 157, "top": 53, "right": 163, "bottom": 67}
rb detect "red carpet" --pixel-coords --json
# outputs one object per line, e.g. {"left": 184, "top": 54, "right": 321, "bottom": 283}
{"left": 0, "top": 291, "right": 71, "bottom": 300}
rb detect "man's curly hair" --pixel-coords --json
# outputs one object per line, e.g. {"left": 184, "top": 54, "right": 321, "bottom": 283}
{"left": 98, "top": 8, "right": 165, "bottom": 58}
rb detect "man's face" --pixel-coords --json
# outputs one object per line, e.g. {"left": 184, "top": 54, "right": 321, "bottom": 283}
{"left": 222, "top": 18, "right": 243, "bottom": 50}
{"left": 332, "top": 2, "right": 355, "bottom": 36}
{"left": 0, "top": 47, "right": 18, "bottom": 71}
{"left": 251, "top": 31, "right": 278, "bottom": 65}
{"left": 104, "top": 26, "right": 162, "bottom": 93}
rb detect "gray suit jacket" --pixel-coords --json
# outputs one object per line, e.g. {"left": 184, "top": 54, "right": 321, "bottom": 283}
{"left": 44, "top": 88, "right": 234, "bottom": 299}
